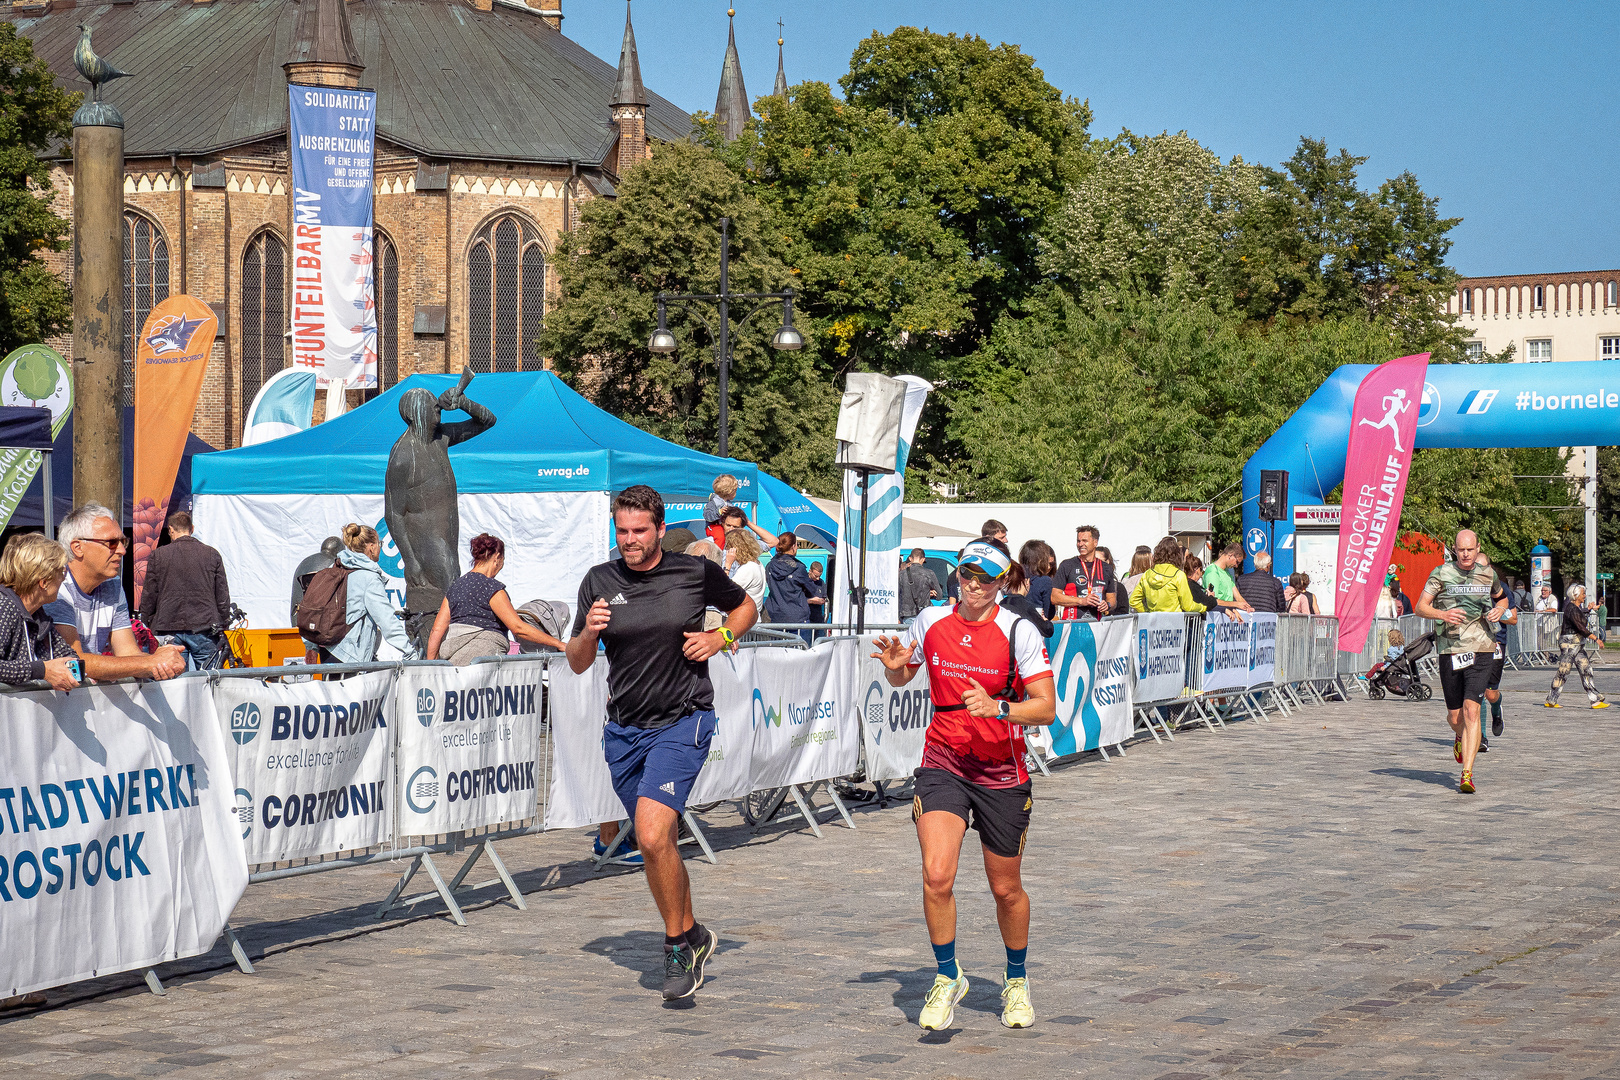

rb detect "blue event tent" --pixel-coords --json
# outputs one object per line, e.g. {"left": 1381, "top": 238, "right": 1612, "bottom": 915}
{"left": 193, "top": 371, "right": 759, "bottom": 500}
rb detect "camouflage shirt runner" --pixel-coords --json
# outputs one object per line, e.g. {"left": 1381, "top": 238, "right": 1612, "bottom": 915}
{"left": 1422, "top": 560, "right": 1506, "bottom": 654}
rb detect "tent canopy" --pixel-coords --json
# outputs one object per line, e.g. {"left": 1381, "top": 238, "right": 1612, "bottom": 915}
{"left": 191, "top": 371, "right": 760, "bottom": 502}
{"left": 0, "top": 407, "right": 53, "bottom": 451}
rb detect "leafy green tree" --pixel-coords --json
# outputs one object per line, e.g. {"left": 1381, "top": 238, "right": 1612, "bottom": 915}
{"left": 1039, "top": 130, "right": 1264, "bottom": 305}
{"left": 538, "top": 140, "right": 841, "bottom": 496}
{"left": 1401, "top": 446, "right": 1576, "bottom": 573}
{"left": 0, "top": 23, "right": 77, "bottom": 353}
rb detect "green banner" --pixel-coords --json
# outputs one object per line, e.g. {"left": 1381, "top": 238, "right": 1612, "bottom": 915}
{"left": 0, "top": 344, "right": 75, "bottom": 533}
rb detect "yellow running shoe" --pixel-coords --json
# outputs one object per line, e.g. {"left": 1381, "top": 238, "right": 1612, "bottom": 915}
{"left": 1593, "top": 701, "right": 1611, "bottom": 710}
{"left": 1001, "top": 976, "right": 1034, "bottom": 1028}
{"left": 1459, "top": 770, "right": 1475, "bottom": 795}
{"left": 919, "top": 972, "right": 969, "bottom": 1030}
{"left": 1545, "top": 702, "right": 1562, "bottom": 708}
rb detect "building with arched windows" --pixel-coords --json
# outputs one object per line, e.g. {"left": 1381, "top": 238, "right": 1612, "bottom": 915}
{"left": 7, "top": 0, "right": 686, "bottom": 447}
{"left": 1450, "top": 270, "right": 1620, "bottom": 365}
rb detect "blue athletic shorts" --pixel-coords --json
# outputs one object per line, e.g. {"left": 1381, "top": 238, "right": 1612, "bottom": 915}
{"left": 603, "top": 709, "right": 717, "bottom": 819}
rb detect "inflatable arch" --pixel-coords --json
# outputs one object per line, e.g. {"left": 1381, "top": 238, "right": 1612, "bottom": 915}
{"left": 1243, "top": 359, "right": 1619, "bottom": 578}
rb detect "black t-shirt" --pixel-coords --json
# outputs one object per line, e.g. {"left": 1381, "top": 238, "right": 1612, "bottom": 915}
{"left": 446, "top": 571, "right": 506, "bottom": 633}
{"left": 572, "top": 552, "right": 749, "bottom": 730}
{"left": 1054, "top": 556, "right": 1117, "bottom": 622}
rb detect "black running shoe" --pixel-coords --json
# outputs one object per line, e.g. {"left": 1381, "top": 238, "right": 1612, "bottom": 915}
{"left": 1491, "top": 710, "right": 1503, "bottom": 737}
{"left": 690, "top": 925, "right": 718, "bottom": 987}
{"left": 1478, "top": 736, "right": 1489, "bottom": 752}
{"left": 663, "top": 942, "right": 698, "bottom": 1000}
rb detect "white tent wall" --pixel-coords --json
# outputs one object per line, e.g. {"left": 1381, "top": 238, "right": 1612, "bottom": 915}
{"left": 195, "top": 491, "right": 609, "bottom": 634}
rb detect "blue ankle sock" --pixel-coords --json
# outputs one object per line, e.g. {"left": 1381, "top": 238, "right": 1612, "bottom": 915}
{"left": 1005, "top": 946, "right": 1027, "bottom": 981}
{"left": 932, "top": 940, "right": 959, "bottom": 980}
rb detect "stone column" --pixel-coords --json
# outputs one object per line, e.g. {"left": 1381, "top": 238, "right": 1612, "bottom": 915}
{"left": 71, "top": 100, "right": 126, "bottom": 515}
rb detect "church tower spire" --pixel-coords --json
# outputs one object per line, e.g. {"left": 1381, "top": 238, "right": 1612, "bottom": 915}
{"left": 773, "top": 19, "right": 787, "bottom": 97}
{"left": 282, "top": 0, "right": 364, "bottom": 88}
{"left": 714, "top": 8, "right": 749, "bottom": 142}
{"left": 610, "top": 0, "right": 648, "bottom": 179}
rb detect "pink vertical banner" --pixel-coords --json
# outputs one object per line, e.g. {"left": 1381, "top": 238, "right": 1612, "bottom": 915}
{"left": 1335, "top": 352, "right": 1430, "bottom": 651}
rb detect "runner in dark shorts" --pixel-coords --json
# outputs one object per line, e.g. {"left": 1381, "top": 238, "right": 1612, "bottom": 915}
{"left": 1415, "top": 529, "right": 1508, "bottom": 794}
{"left": 871, "top": 538, "right": 1056, "bottom": 1031}
{"left": 566, "top": 485, "right": 757, "bottom": 1000}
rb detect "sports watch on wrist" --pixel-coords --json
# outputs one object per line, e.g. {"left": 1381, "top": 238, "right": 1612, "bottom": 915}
{"left": 716, "top": 626, "right": 736, "bottom": 650}
{"left": 997, "top": 699, "right": 1011, "bottom": 720}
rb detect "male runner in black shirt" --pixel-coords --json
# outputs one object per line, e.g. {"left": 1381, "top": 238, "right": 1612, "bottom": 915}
{"left": 566, "top": 485, "right": 757, "bottom": 1000}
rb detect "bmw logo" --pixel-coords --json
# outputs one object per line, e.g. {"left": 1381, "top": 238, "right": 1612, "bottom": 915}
{"left": 230, "top": 702, "right": 261, "bottom": 745}
{"left": 1245, "top": 527, "right": 1266, "bottom": 555}
{"left": 1417, "top": 381, "right": 1439, "bottom": 427}
{"left": 416, "top": 688, "right": 436, "bottom": 727}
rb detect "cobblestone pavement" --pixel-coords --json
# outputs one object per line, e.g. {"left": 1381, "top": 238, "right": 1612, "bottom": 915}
{"left": 5, "top": 669, "right": 1620, "bottom": 1079}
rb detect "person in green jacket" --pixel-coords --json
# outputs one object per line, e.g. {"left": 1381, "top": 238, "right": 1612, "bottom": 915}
{"left": 1130, "top": 537, "right": 1207, "bottom": 614}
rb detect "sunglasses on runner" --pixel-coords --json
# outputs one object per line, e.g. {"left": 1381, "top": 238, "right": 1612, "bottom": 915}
{"left": 957, "top": 563, "right": 1003, "bottom": 585}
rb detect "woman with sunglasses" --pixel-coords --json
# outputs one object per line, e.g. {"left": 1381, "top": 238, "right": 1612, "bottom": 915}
{"left": 871, "top": 537, "right": 1057, "bottom": 1032}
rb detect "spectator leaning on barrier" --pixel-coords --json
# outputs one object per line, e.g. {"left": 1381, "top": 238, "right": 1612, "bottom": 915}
{"left": 1185, "top": 555, "right": 1244, "bottom": 620}
{"left": 1097, "top": 547, "right": 1132, "bottom": 615}
{"left": 329, "top": 524, "right": 416, "bottom": 664}
{"left": 137, "top": 511, "right": 231, "bottom": 670}
{"left": 1053, "top": 525, "right": 1116, "bottom": 622}
{"left": 1535, "top": 585, "right": 1558, "bottom": 614}
{"left": 899, "top": 547, "right": 941, "bottom": 620}
{"left": 1237, "top": 552, "right": 1286, "bottom": 613}
{"left": 425, "top": 533, "right": 564, "bottom": 664}
{"left": 47, "top": 503, "right": 186, "bottom": 682}
{"left": 1202, "top": 544, "right": 1253, "bottom": 613}
{"left": 0, "top": 533, "right": 81, "bottom": 689}
{"left": 1131, "top": 537, "right": 1206, "bottom": 614}
{"left": 291, "top": 536, "right": 343, "bottom": 625}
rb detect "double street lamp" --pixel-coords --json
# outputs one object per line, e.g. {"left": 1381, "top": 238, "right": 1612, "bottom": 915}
{"left": 647, "top": 216, "right": 802, "bottom": 458}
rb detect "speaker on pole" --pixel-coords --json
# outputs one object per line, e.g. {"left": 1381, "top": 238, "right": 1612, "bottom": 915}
{"left": 1258, "top": 469, "right": 1288, "bottom": 523}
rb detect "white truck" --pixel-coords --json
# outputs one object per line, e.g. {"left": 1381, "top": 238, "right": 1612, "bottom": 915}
{"left": 901, "top": 501, "right": 1214, "bottom": 568}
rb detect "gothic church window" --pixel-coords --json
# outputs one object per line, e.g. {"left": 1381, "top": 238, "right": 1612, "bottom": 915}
{"left": 122, "top": 210, "right": 170, "bottom": 407}
{"left": 241, "top": 230, "right": 287, "bottom": 427}
{"left": 467, "top": 215, "right": 545, "bottom": 373}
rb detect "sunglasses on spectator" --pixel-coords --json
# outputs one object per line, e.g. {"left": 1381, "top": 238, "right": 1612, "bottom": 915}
{"left": 80, "top": 537, "right": 128, "bottom": 552}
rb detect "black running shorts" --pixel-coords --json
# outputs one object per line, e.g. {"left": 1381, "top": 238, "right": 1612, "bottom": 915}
{"left": 1438, "top": 651, "right": 1494, "bottom": 710}
{"left": 913, "top": 767, "right": 1031, "bottom": 859}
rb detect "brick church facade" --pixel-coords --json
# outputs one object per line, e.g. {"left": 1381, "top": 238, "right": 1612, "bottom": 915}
{"left": 5, "top": 0, "right": 684, "bottom": 448}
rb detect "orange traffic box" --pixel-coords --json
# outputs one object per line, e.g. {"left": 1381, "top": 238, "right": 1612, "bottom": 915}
{"left": 226, "top": 628, "right": 309, "bottom": 670}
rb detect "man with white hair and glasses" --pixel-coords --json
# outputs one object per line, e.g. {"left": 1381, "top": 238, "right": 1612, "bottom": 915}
{"left": 45, "top": 503, "right": 185, "bottom": 682}
{"left": 872, "top": 537, "right": 1057, "bottom": 1031}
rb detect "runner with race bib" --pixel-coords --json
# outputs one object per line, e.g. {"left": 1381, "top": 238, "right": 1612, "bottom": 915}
{"left": 1415, "top": 529, "right": 1509, "bottom": 795}
{"left": 871, "top": 538, "right": 1057, "bottom": 1031}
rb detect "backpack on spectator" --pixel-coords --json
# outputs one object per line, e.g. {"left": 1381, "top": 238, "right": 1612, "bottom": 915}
{"left": 296, "top": 565, "right": 358, "bottom": 647}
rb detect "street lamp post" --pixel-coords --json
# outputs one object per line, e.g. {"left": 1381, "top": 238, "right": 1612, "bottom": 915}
{"left": 647, "top": 217, "right": 802, "bottom": 458}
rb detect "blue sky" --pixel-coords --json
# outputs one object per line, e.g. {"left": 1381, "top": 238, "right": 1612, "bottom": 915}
{"left": 567, "top": 1, "right": 1617, "bottom": 278}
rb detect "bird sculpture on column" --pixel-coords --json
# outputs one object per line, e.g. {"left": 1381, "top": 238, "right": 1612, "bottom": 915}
{"left": 74, "top": 24, "right": 133, "bottom": 102}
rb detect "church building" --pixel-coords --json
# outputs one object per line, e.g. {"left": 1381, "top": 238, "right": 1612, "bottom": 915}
{"left": 2, "top": 0, "right": 755, "bottom": 448}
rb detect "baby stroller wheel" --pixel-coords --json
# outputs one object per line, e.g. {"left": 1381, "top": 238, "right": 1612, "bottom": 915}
{"left": 1414, "top": 682, "right": 1432, "bottom": 701}
{"left": 1367, "top": 684, "right": 1386, "bottom": 700}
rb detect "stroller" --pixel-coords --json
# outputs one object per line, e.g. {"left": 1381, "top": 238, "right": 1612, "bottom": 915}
{"left": 1366, "top": 631, "right": 1435, "bottom": 701}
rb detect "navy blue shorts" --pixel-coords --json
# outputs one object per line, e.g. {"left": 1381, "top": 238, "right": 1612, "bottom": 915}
{"left": 604, "top": 709, "right": 717, "bottom": 819}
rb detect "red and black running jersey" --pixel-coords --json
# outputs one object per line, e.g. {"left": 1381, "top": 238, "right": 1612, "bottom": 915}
{"left": 902, "top": 605, "right": 1053, "bottom": 788}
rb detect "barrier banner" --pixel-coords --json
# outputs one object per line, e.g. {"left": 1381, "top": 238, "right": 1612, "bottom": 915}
{"left": 395, "top": 663, "right": 542, "bottom": 834}
{"left": 1203, "top": 613, "right": 1278, "bottom": 692}
{"left": 131, "top": 295, "right": 219, "bottom": 605}
{"left": 0, "top": 680, "right": 248, "bottom": 998}
{"left": 747, "top": 640, "right": 859, "bottom": 790}
{"left": 1046, "top": 618, "right": 1134, "bottom": 755}
{"left": 834, "top": 376, "right": 931, "bottom": 625}
{"left": 689, "top": 649, "right": 758, "bottom": 803}
{"left": 214, "top": 669, "right": 396, "bottom": 864}
{"left": 1335, "top": 352, "right": 1429, "bottom": 651}
{"left": 0, "top": 345, "right": 72, "bottom": 533}
{"left": 542, "top": 662, "right": 619, "bottom": 831}
{"left": 287, "top": 84, "right": 378, "bottom": 390}
{"left": 856, "top": 637, "right": 934, "bottom": 782}
{"left": 1134, "top": 613, "right": 1190, "bottom": 704}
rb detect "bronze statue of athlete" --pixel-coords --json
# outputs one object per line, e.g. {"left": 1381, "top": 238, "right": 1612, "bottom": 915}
{"left": 383, "top": 368, "right": 495, "bottom": 643}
